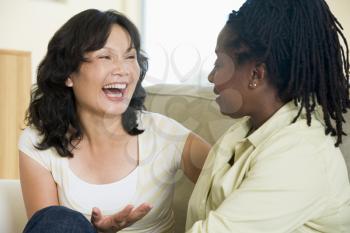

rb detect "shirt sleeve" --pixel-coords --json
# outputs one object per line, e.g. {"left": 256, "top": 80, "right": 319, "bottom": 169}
{"left": 186, "top": 135, "right": 329, "bottom": 233}
{"left": 147, "top": 112, "right": 191, "bottom": 170}
{"left": 18, "top": 127, "right": 52, "bottom": 171}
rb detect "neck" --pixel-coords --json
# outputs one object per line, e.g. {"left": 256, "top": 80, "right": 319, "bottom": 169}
{"left": 77, "top": 109, "right": 129, "bottom": 148}
{"left": 249, "top": 98, "right": 285, "bottom": 131}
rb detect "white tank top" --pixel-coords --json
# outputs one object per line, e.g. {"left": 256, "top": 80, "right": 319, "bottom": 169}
{"left": 19, "top": 112, "right": 190, "bottom": 232}
{"left": 67, "top": 166, "right": 139, "bottom": 211}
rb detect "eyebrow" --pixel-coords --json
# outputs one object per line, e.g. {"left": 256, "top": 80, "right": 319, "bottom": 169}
{"left": 102, "top": 46, "right": 136, "bottom": 54}
{"left": 126, "top": 46, "right": 136, "bottom": 53}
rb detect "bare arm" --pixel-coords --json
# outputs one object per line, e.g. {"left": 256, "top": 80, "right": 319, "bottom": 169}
{"left": 19, "top": 151, "right": 59, "bottom": 219}
{"left": 20, "top": 150, "right": 152, "bottom": 232}
{"left": 181, "top": 133, "right": 211, "bottom": 183}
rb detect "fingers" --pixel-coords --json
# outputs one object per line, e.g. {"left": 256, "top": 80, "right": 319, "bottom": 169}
{"left": 91, "top": 203, "right": 152, "bottom": 231}
{"left": 111, "top": 203, "right": 152, "bottom": 229}
{"left": 128, "top": 203, "right": 152, "bottom": 222}
{"left": 112, "top": 204, "right": 134, "bottom": 220}
{"left": 91, "top": 207, "right": 102, "bottom": 223}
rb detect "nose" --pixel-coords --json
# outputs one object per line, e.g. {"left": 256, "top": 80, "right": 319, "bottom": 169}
{"left": 111, "top": 59, "right": 128, "bottom": 76}
{"left": 208, "top": 69, "right": 214, "bottom": 83}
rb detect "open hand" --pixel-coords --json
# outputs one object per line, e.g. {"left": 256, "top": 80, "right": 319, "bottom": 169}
{"left": 91, "top": 203, "right": 152, "bottom": 233}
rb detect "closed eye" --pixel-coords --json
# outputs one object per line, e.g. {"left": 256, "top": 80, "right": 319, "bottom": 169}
{"left": 98, "top": 55, "right": 111, "bottom": 60}
{"left": 125, "top": 54, "right": 136, "bottom": 60}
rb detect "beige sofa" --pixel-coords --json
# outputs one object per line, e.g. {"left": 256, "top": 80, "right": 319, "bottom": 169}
{"left": 1, "top": 84, "right": 349, "bottom": 233}
{"left": 146, "top": 84, "right": 350, "bottom": 233}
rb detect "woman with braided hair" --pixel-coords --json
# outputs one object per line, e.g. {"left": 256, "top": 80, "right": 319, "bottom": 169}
{"left": 186, "top": 0, "right": 350, "bottom": 232}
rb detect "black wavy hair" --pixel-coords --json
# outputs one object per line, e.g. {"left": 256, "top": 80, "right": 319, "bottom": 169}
{"left": 26, "top": 9, "right": 148, "bottom": 157}
{"left": 225, "top": 0, "right": 350, "bottom": 146}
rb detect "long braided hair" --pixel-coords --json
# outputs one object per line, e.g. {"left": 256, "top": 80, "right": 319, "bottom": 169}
{"left": 225, "top": 0, "right": 350, "bottom": 146}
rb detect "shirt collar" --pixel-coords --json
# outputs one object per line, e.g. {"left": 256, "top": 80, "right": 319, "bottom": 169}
{"left": 247, "top": 101, "right": 301, "bottom": 147}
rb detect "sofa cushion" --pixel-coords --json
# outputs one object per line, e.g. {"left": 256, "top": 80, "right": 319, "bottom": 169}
{"left": 145, "top": 84, "right": 235, "bottom": 144}
{"left": 145, "top": 84, "right": 350, "bottom": 179}
{"left": 341, "top": 110, "right": 350, "bottom": 176}
{"left": 145, "top": 84, "right": 350, "bottom": 233}
{"left": 145, "top": 84, "right": 235, "bottom": 233}
{"left": 0, "top": 179, "right": 27, "bottom": 233}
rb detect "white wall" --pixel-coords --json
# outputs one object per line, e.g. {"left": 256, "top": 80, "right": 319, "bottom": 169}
{"left": 143, "top": 0, "right": 245, "bottom": 86}
{"left": 0, "top": 0, "right": 142, "bottom": 83}
{"left": 327, "top": 0, "right": 350, "bottom": 41}
{"left": 143, "top": 0, "right": 349, "bottom": 86}
{"left": 0, "top": 0, "right": 348, "bottom": 84}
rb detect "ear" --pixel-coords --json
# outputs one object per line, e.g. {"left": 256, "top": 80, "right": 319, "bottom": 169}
{"left": 65, "top": 77, "right": 73, "bottom": 87}
{"left": 248, "top": 63, "right": 266, "bottom": 89}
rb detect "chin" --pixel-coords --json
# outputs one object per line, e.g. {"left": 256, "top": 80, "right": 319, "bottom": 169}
{"left": 102, "top": 104, "right": 129, "bottom": 118}
{"left": 217, "top": 100, "right": 244, "bottom": 119}
{"left": 226, "top": 112, "right": 246, "bottom": 119}
{"left": 219, "top": 109, "right": 243, "bottom": 119}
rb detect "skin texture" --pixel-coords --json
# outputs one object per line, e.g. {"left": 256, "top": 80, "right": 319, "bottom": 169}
{"left": 208, "top": 25, "right": 284, "bottom": 131}
{"left": 67, "top": 24, "right": 140, "bottom": 119}
{"left": 20, "top": 24, "right": 210, "bottom": 232}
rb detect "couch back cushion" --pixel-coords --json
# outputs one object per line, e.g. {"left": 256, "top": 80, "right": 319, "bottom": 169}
{"left": 145, "top": 84, "right": 350, "bottom": 233}
{"left": 145, "top": 84, "right": 235, "bottom": 232}
{"left": 145, "top": 84, "right": 235, "bottom": 144}
{"left": 145, "top": 84, "right": 350, "bottom": 179}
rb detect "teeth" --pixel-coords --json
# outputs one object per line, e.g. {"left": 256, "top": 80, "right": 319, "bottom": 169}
{"left": 106, "top": 92, "right": 122, "bottom": 98}
{"left": 103, "top": 83, "right": 127, "bottom": 89}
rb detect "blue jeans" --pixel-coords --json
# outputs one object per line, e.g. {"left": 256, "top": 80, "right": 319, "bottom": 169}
{"left": 23, "top": 206, "right": 97, "bottom": 233}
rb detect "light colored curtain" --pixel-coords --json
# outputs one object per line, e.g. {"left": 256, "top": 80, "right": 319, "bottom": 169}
{"left": 118, "top": 0, "right": 144, "bottom": 33}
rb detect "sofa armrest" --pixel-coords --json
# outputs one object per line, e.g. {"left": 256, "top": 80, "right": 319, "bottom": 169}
{"left": 0, "top": 179, "right": 27, "bottom": 233}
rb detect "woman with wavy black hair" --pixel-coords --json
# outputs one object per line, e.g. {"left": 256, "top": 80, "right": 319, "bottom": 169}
{"left": 19, "top": 9, "right": 210, "bottom": 233}
{"left": 186, "top": 0, "right": 350, "bottom": 232}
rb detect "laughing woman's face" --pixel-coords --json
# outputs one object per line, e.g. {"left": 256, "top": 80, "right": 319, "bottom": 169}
{"left": 67, "top": 24, "right": 140, "bottom": 118}
{"left": 208, "top": 26, "right": 256, "bottom": 119}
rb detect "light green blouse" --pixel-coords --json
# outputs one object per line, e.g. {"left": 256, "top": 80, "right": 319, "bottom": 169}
{"left": 186, "top": 102, "right": 350, "bottom": 232}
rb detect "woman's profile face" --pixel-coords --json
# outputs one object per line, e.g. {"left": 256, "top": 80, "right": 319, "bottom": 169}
{"left": 68, "top": 24, "right": 141, "bottom": 118}
{"left": 208, "top": 26, "right": 255, "bottom": 118}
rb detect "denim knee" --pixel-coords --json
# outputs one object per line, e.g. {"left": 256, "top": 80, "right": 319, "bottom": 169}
{"left": 23, "top": 206, "right": 96, "bottom": 233}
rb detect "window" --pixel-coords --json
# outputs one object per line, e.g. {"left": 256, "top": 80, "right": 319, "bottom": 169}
{"left": 143, "top": 0, "right": 245, "bottom": 86}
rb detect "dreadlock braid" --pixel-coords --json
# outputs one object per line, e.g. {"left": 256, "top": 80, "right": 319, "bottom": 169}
{"left": 226, "top": 0, "right": 350, "bottom": 146}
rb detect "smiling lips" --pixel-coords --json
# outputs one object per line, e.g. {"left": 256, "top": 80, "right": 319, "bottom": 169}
{"left": 102, "top": 83, "right": 127, "bottom": 100}
{"left": 213, "top": 87, "right": 219, "bottom": 95}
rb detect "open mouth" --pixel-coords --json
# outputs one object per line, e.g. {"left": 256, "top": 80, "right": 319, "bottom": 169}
{"left": 213, "top": 87, "right": 219, "bottom": 95}
{"left": 102, "top": 83, "right": 127, "bottom": 99}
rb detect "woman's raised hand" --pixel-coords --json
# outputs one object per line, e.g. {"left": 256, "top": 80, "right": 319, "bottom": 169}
{"left": 91, "top": 203, "right": 152, "bottom": 233}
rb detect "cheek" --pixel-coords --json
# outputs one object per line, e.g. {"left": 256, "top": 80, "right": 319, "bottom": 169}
{"left": 214, "top": 68, "right": 236, "bottom": 89}
{"left": 134, "top": 65, "right": 141, "bottom": 81}
{"left": 125, "top": 64, "right": 141, "bottom": 99}
{"left": 72, "top": 75, "right": 95, "bottom": 93}
{"left": 217, "top": 88, "right": 243, "bottom": 115}
{"left": 127, "top": 62, "right": 141, "bottom": 82}
{"left": 72, "top": 81, "right": 101, "bottom": 108}
{"left": 214, "top": 54, "right": 235, "bottom": 86}
{"left": 214, "top": 71, "right": 238, "bottom": 97}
